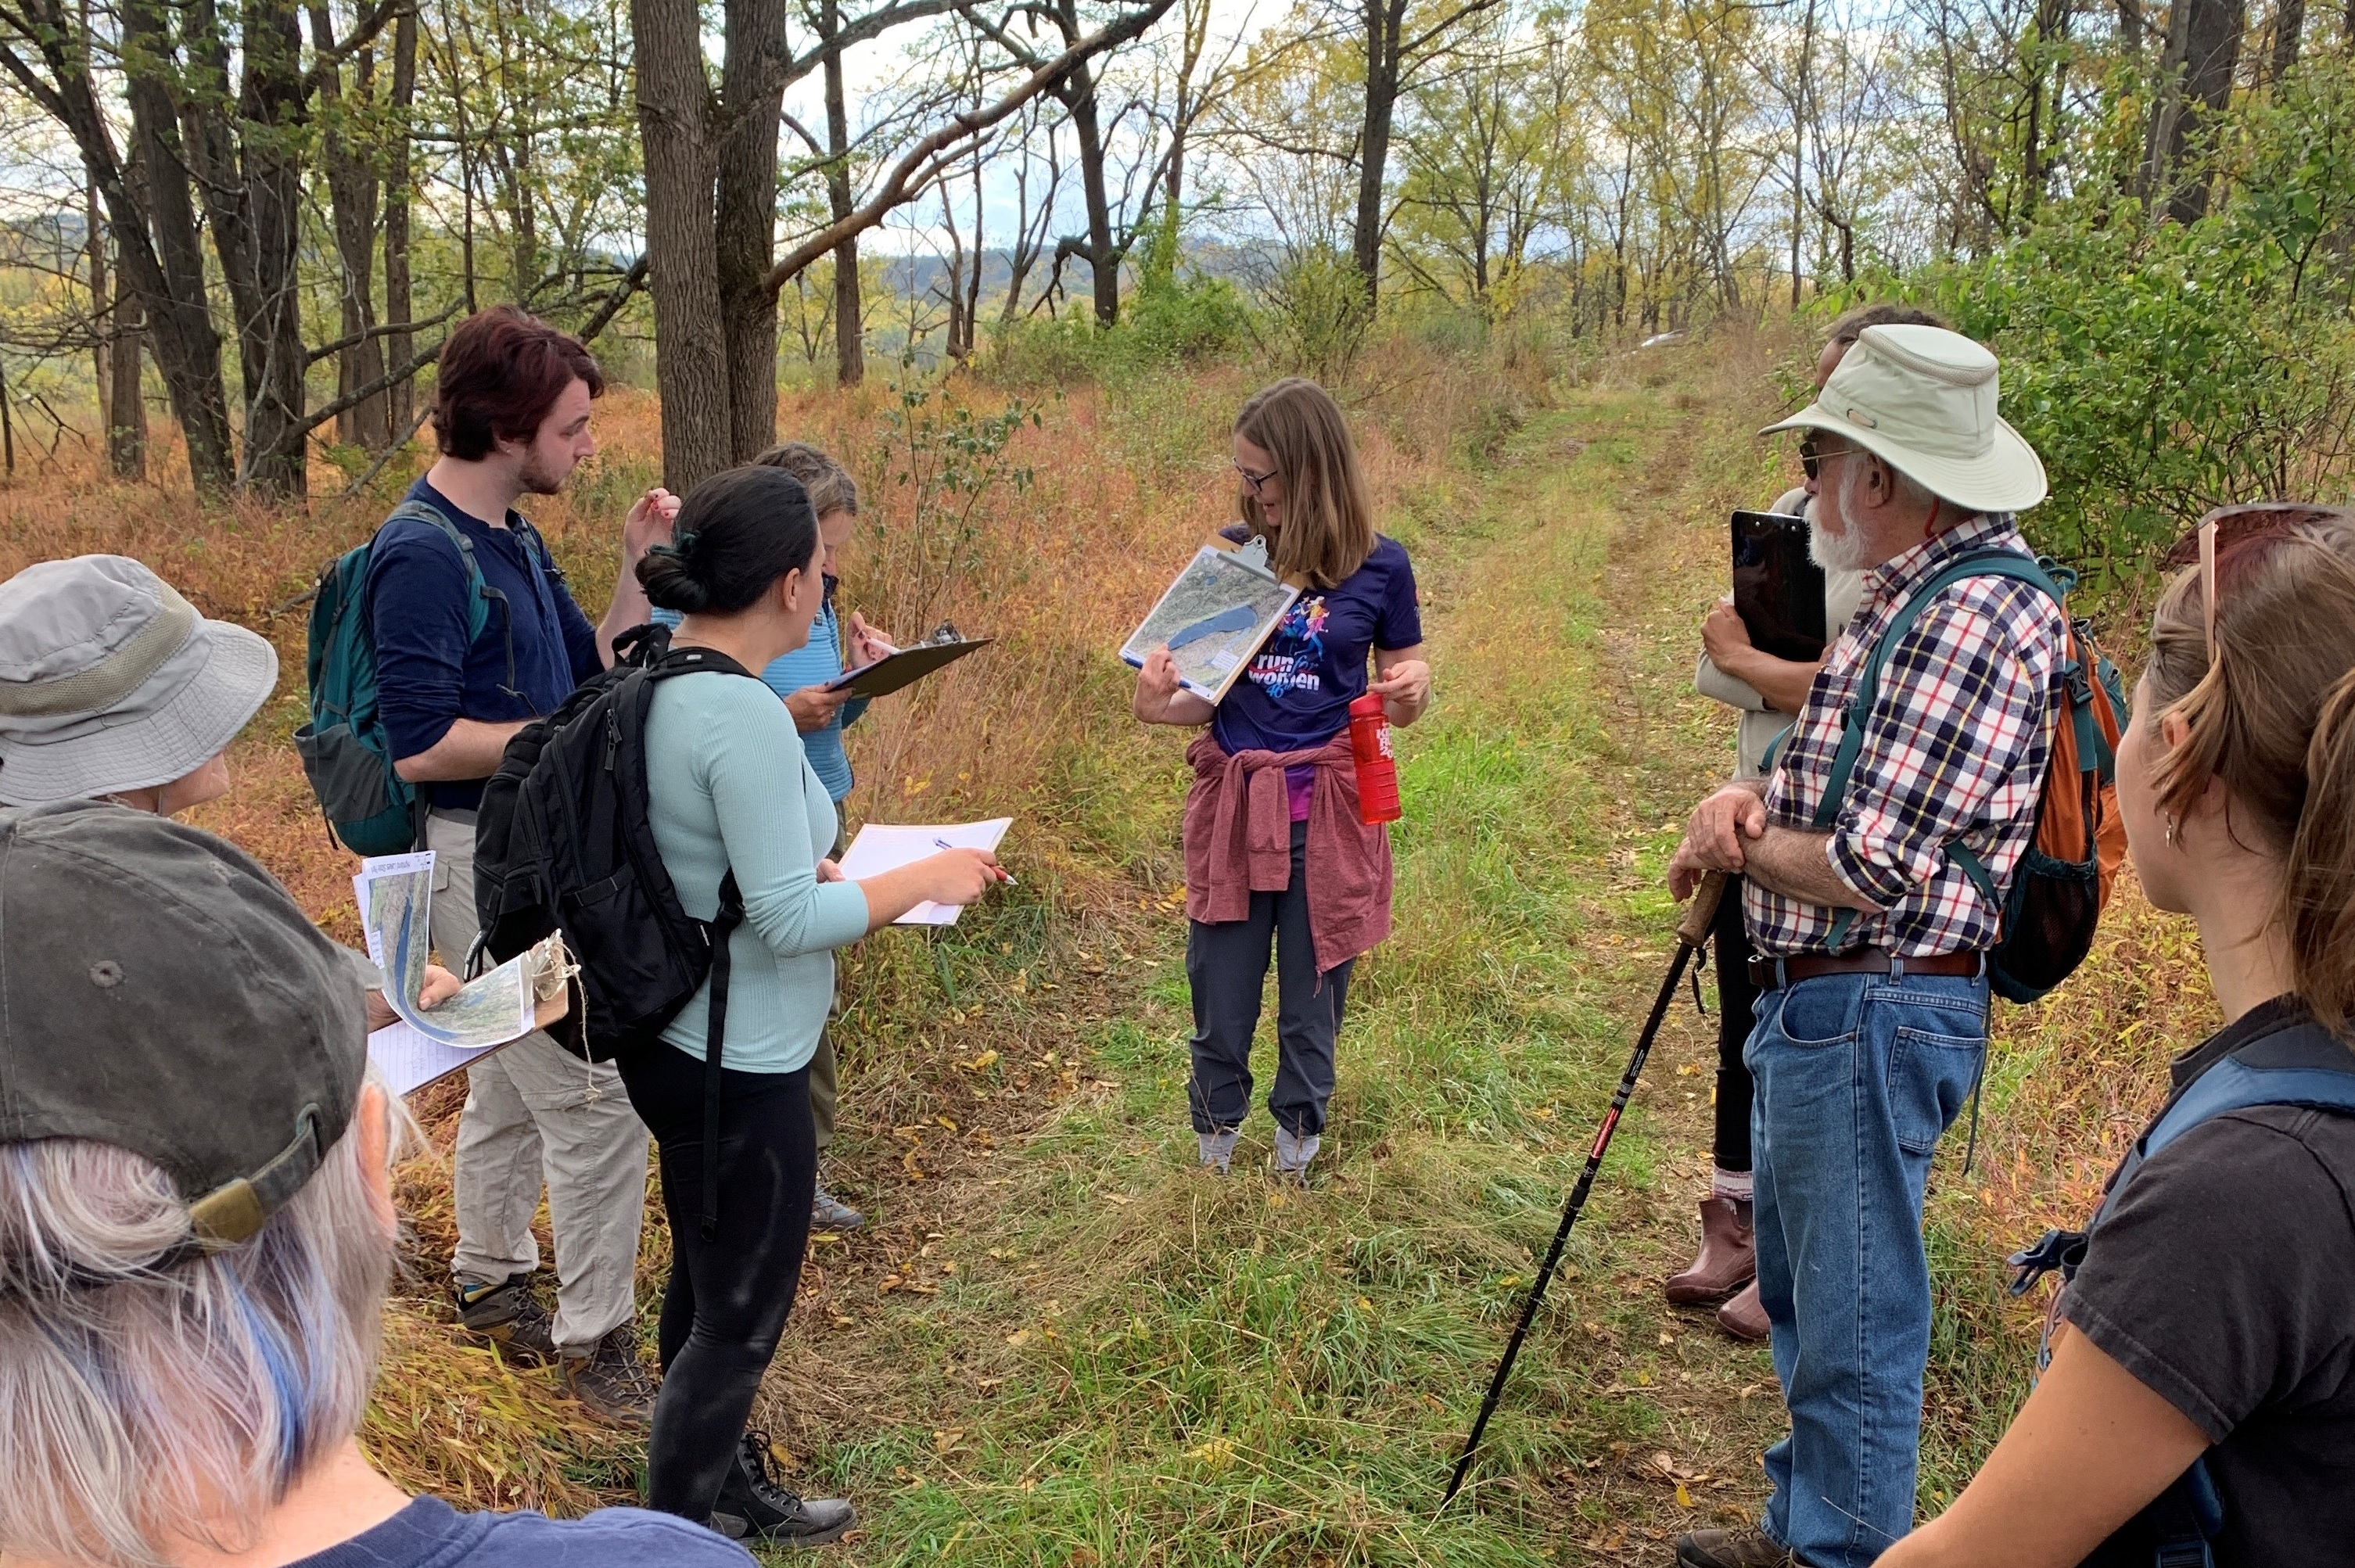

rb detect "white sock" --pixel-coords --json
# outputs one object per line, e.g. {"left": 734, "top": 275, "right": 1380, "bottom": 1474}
{"left": 1198, "top": 1128, "right": 1239, "bottom": 1171}
{"left": 1273, "top": 1125, "right": 1321, "bottom": 1173}
{"left": 1712, "top": 1167, "right": 1754, "bottom": 1203}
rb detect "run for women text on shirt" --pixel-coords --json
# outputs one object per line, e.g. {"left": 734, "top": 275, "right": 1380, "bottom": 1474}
{"left": 1210, "top": 532, "right": 1422, "bottom": 757}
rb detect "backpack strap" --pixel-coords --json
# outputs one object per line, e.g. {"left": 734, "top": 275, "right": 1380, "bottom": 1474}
{"left": 382, "top": 499, "right": 494, "bottom": 644}
{"left": 1810, "top": 549, "right": 2064, "bottom": 949}
{"left": 641, "top": 641, "right": 764, "bottom": 1238}
{"left": 2098, "top": 1021, "right": 2355, "bottom": 1226}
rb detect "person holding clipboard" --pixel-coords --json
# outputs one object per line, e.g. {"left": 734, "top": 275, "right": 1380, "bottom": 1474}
{"left": 1133, "top": 378, "right": 1431, "bottom": 1185}
{"left": 652, "top": 441, "right": 892, "bottom": 1235}
{"left": 1676, "top": 304, "right": 1948, "bottom": 1342}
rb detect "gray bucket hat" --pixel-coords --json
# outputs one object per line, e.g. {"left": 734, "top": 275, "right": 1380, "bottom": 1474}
{"left": 0, "top": 555, "right": 278, "bottom": 806}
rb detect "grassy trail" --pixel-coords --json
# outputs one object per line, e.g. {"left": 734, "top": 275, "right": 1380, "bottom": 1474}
{"left": 777, "top": 357, "right": 1807, "bottom": 1566}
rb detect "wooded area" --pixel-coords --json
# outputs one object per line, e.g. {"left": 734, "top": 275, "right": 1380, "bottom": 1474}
{"left": 0, "top": 0, "right": 2348, "bottom": 547}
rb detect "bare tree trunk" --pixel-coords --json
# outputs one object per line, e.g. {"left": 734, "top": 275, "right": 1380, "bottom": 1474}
{"left": 714, "top": 0, "right": 792, "bottom": 461}
{"left": 1054, "top": 0, "right": 1121, "bottom": 327}
{"left": 236, "top": 0, "right": 313, "bottom": 495}
{"left": 631, "top": 0, "right": 733, "bottom": 490}
{"left": 2271, "top": 0, "right": 2304, "bottom": 76}
{"left": 385, "top": 1, "right": 418, "bottom": 433}
{"left": 2162, "top": 0, "right": 2247, "bottom": 223}
{"left": 312, "top": 9, "right": 389, "bottom": 450}
{"left": 822, "top": 0, "right": 864, "bottom": 387}
{"left": 85, "top": 176, "right": 107, "bottom": 434}
{"left": 1352, "top": 0, "right": 1405, "bottom": 318}
{"left": 114, "top": 0, "right": 238, "bottom": 488}
{"left": 109, "top": 267, "right": 147, "bottom": 479}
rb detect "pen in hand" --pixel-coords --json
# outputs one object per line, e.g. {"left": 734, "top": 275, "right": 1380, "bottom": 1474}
{"left": 937, "top": 838, "right": 1016, "bottom": 885}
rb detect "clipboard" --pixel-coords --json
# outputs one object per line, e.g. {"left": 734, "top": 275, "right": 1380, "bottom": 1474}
{"left": 1731, "top": 509, "right": 1827, "bottom": 663}
{"left": 1120, "top": 536, "right": 1301, "bottom": 704}
{"left": 825, "top": 633, "right": 991, "bottom": 698}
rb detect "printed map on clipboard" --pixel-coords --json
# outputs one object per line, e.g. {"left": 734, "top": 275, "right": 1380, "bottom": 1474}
{"left": 1119, "top": 536, "right": 1301, "bottom": 704}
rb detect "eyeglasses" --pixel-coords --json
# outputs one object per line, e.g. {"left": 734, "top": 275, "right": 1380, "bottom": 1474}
{"left": 2164, "top": 503, "right": 2348, "bottom": 654}
{"left": 1797, "top": 432, "right": 1864, "bottom": 481}
{"left": 1233, "top": 462, "right": 1278, "bottom": 495}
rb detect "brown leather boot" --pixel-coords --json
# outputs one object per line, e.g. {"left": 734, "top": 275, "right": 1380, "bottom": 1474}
{"left": 1675, "top": 1527, "right": 1804, "bottom": 1566}
{"left": 1664, "top": 1195, "right": 1755, "bottom": 1304}
{"left": 1717, "top": 1278, "right": 1769, "bottom": 1341}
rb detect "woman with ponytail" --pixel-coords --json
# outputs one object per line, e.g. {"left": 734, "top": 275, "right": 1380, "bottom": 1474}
{"left": 623, "top": 465, "right": 1004, "bottom": 1546}
{"left": 1876, "top": 506, "right": 2355, "bottom": 1568}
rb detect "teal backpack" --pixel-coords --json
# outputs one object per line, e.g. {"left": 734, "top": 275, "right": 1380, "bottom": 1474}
{"left": 293, "top": 501, "right": 527, "bottom": 856}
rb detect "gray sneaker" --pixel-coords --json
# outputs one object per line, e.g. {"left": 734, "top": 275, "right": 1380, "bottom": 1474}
{"left": 453, "top": 1273, "right": 557, "bottom": 1365}
{"left": 558, "top": 1324, "right": 659, "bottom": 1427}
{"left": 811, "top": 1184, "right": 865, "bottom": 1233}
{"left": 1269, "top": 1125, "right": 1321, "bottom": 1184}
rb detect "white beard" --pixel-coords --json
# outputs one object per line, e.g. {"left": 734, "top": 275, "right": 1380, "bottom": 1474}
{"left": 1808, "top": 466, "right": 1878, "bottom": 572}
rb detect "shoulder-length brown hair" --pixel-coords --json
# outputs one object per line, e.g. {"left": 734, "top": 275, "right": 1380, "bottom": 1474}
{"left": 1234, "top": 378, "right": 1376, "bottom": 589}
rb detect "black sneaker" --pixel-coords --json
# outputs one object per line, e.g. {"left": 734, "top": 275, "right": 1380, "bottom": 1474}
{"left": 558, "top": 1324, "right": 659, "bottom": 1427}
{"left": 453, "top": 1273, "right": 557, "bottom": 1365}
{"left": 710, "top": 1431, "right": 856, "bottom": 1546}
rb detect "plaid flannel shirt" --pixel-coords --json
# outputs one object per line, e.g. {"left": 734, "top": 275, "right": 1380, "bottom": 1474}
{"left": 1743, "top": 511, "right": 2067, "bottom": 958}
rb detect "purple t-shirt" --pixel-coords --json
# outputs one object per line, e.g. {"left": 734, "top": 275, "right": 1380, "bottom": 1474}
{"left": 1211, "top": 533, "right": 1421, "bottom": 821}
{"left": 286, "top": 1496, "right": 754, "bottom": 1567}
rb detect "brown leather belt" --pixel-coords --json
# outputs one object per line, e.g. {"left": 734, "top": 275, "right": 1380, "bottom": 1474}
{"left": 1747, "top": 949, "right": 1985, "bottom": 992}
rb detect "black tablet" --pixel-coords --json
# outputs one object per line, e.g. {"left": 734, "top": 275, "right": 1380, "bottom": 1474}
{"left": 1731, "top": 509, "right": 1828, "bottom": 663}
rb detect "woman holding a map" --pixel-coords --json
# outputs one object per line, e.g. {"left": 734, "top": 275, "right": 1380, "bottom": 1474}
{"left": 1133, "top": 377, "right": 1432, "bottom": 1183}
{"left": 626, "top": 463, "right": 1002, "bottom": 1545}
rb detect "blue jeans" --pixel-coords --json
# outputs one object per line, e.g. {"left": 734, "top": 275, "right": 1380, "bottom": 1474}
{"left": 1745, "top": 967, "right": 1988, "bottom": 1568}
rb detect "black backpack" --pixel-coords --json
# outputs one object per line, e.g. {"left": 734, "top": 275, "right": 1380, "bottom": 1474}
{"left": 471, "top": 623, "right": 759, "bottom": 1236}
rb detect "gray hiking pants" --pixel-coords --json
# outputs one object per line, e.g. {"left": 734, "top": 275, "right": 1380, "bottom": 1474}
{"left": 429, "top": 809, "right": 649, "bottom": 1350}
{"left": 1186, "top": 818, "right": 1354, "bottom": 1139}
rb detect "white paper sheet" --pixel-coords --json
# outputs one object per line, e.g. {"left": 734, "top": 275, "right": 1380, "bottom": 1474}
{"left": 836, "top": 818, "right": 1014, "bottom": 925}
{"left": 368, "top": 1021, "right": 501, "bottom": 1095}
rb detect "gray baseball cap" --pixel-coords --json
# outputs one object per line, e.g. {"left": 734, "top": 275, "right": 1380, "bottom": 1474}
{"left": 0, "top": 802, "right": 365, "bottom": 1254}
{"left": 0, "top": 555, "right": 279, "bottom": 806}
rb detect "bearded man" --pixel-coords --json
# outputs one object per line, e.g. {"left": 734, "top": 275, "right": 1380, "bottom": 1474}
{"left": 366, "top": 305, "right": 674, "bottom": 1424}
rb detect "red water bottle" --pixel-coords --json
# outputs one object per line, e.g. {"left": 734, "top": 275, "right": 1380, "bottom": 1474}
{"left": 1348, "top": 692, "right": 1402, "bottom": 825}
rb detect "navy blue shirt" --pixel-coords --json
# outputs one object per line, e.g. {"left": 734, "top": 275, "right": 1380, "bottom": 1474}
{"left": 366, "top": 478, "right": 604, "bottom": 810}
{"left": 286, "top": 1495, "right": 753, "bottom": 1567}
{"left": 1212, "top": 532, "right": 1422, "bottom": 755}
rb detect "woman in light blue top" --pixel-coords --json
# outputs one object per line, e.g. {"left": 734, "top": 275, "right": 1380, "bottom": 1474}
{"left": 651, "top": 441, "right": 896, "bottom": 1232}
{"left": 619, "top": 464, "right": 1003, "bottom": 1545}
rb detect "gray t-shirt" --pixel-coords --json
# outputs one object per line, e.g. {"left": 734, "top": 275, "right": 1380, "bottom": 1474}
{"left": 2062, "top": 998, "right": 2355, "bottom": 1566}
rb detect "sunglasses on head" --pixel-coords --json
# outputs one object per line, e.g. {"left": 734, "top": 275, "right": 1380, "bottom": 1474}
{"left": 2164, "top": 503, "right": 2351, "bottom": 652}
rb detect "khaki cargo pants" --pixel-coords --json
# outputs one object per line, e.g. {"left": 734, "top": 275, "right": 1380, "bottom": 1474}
{"left": 429, "top": 810, "right": 648, "bottom": 1351}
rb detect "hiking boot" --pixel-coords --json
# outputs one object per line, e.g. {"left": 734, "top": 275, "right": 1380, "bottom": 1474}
{"left": 453, "top": 1273, "right": 557, "bottom": 1365}
{"left": 1674, "top": 1527, "right": 1806, "bottom": 1567}
{"left": 1717, "top": 1279, "right": 1769, "bottom": 1342}
{"left": 558, "top": 1324, "right": 659, "bottom": 1427}
{"left": 710, "top": 1431, "right": 857, "bottom": 1546}
{"left": 811, "top": 1184, "right": 865, "bottom": 1233}
{"left": 1665, "top": 1197, "right": 1755, "bottom": 1304}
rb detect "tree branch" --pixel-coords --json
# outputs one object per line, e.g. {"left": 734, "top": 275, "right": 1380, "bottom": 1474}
{"left": 576, "top": 253, "right": 649, "bottom": 342}
{"left": 305, "top": 300, "right": 461, "bottom": 364}
{"left": 292, "top": 339, "right": 443, "bottom": 441}
{"left": 763, "top": 0, "right": 1179, "bottom": 295}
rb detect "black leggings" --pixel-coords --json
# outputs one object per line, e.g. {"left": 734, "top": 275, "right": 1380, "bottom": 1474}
{"left": 617, "top": 1044, "right": 816, "bottom": 1522}
{"left": 1709, "top": 874, "right": 1757, "bottom": 1175}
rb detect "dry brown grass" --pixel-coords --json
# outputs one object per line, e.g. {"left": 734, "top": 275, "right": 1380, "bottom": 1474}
{"left": 0, "top": 356, "right": 1516, "bottom": 1523}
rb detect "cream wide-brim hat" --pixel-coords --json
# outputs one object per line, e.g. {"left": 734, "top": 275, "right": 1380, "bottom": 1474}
{"left": 0, "top": 556, "right": 279, "bottom": 806}
{"left": 1760, "top": 323, "right": 2048, "bottom": 515}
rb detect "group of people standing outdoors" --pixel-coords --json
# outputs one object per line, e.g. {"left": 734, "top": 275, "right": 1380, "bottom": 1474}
{"left": 0, "top": 294, "right": 2346, "bottom": 1568}
{"left": 1664, "top": 312, "right": 2355, "bottom": 1568}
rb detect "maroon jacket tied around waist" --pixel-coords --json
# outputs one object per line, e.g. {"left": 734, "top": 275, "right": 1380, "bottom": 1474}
{"left": 1183, "top": 732, "right": 1392, "bottom": 976}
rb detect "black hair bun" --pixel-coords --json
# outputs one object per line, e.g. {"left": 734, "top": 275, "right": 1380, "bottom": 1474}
{"left": 636, "top": 548, "right": 711, "bottom": 613}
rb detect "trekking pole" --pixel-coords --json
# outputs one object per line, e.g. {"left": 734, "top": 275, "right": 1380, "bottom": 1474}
{"left": 1441, "top": 868, "right": 1728, "bottom": 1509}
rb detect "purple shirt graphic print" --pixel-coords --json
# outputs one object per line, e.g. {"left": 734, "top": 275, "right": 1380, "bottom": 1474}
{"left": 1212, "top": 533, "right": 1422, "bottom": 761}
